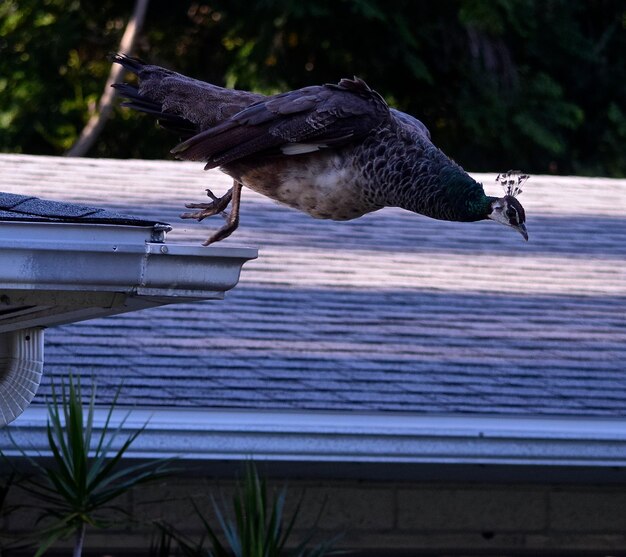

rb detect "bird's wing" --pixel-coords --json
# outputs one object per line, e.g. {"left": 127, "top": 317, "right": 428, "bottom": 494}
{"left": 390, "top": 109, "right": 432, "bottom": 142}
{"left": 170, "top": 77, "right": 392, "bottom": 168}
{"left": 112, "top": 54, "right": 264, "bottom": 136}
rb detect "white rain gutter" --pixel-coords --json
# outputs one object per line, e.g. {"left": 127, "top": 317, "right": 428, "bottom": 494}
{"left": 0, "top": 220, "right": 257, "bottom": 425}
{"left": 5, "top": 407, "right": 626, "bottom": 475}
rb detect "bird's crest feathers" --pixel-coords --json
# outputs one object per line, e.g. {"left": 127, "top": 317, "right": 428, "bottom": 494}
{"left": 496, "top": 170, "right": 528, "bottom": 198}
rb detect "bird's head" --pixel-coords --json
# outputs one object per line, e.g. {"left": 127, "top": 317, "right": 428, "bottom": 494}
{"left": 487, "top": 171, "right": 529, "bottom": 241}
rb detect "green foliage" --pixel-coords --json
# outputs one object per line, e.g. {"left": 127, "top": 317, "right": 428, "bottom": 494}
{"left": 1, "top": 0, "right": 626, "bottom": 176}
{"left": 0, "top": 0, "right": 128, "bottom": 153}
{"left": 8, "top": 375, "right": 173, "bottom": 556}
{"left": 162, "top": 463, "right": 338, "bottom": 557}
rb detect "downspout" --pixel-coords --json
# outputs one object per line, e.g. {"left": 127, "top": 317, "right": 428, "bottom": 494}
{"left": 0, "top": 328, "right": 44, "bottom": 426}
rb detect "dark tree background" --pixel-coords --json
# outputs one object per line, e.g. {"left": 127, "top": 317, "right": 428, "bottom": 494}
{"left": 1, "top": 0, "right": 625, "bottom": 176}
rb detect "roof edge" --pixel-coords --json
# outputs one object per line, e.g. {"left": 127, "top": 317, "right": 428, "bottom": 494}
{"left": 5, "top": 406, "right": 626, "bottom": 470}
{"left": 0, "top": 235, "right": 257, "bottom": 333}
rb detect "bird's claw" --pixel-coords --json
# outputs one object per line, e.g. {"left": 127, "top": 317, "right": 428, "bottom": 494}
{"left": 180, "top": 182, "right": 242, "bottom": 246}
{"left": 180, "top": 188, "right": 234, "bottom": 222}
{"left": 180, "top": 208, "right": 212, "bottom": 222}
{"left": 201, "top": 220, "right": 238, "bottom": 246}
{"left": 201, "top": 182, "right": 243, "bottom": 246}
{"left": 205, "top": 188, "right": 219, "bottom": 201}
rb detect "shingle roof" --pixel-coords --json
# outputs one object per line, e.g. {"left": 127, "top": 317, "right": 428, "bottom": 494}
{"left": 0, "top": 190, "right": 169, "bottom": 228}
{"left": 2, "top": 153, "right": 625, "bottom": 417}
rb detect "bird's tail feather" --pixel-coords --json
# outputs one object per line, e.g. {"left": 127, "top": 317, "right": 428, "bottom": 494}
{"left": 112, "top": 82, "right": 198, "bottom": 138}
{"left": 111, "top": 52, "right": 265, "bottom": 132}
{"left": 110, "top": 52, "right": 145, "bottom": 74}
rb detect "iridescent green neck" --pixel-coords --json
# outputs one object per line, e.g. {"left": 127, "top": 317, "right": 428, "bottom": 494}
{"left": 438, "top": 166, "right": 494, "bottom": 222}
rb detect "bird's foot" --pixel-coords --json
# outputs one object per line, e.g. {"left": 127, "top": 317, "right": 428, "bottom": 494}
{"left": 201, "top": 216, "right": 239, "bottom": 246}
{"left": 180, "top": 187, "right": 233, "bottom": 222}
{"left": 200, "top": 182, "right": 243, "bottom": 246}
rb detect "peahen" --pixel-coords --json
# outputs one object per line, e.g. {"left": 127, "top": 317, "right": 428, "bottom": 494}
{"left": 111, "top": 54, "right": 528, "bottom": 245}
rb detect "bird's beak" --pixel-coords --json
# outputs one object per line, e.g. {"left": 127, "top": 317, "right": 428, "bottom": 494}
{"left": 515, "top": 222, "right": 529, "bottom": 241}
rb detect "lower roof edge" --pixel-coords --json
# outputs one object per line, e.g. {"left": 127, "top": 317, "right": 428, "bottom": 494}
{"left": 4, "top": 406, "right": 626, "bottom": 473}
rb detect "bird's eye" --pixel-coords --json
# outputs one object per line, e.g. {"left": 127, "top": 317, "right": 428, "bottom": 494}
{"left": 506, "top": 209, "right": 516, "bottom": 221}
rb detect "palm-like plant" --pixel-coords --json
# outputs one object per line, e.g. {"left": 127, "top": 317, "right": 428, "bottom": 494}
{"left": 163, "top": 463, "right": 338, "bottom": 557}
{"left": 10, "top": 375, "right": 173, "bottom": 557}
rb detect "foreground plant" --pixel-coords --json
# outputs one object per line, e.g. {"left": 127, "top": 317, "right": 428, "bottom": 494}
{"left": 0, "top": 473, "right": 34, "bottom": 554}
{"left": 10, "top": 375, "right": 173, "bottom": 557}
{"left": 162, "top": 463, "right": 338, "bottom": 557}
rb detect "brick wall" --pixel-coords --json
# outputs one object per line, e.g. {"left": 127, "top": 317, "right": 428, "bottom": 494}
{"left": 5, "top": 477, "right": 626, "bottom": 555}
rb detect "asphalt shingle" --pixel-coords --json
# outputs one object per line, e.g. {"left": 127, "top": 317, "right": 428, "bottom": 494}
{"left": 0, "top": 189, "right": 169, "bottom": 227}
{"left": 1, "top": 153, "right": 625, "bottom": 417}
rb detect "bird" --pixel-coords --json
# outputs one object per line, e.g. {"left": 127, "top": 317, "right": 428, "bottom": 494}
{"left": 111, "top": 53, "right": 528, "bottom": 245}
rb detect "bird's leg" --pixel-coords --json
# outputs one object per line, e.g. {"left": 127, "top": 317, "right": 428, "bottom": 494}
{"left": 180, "top": 187, "right": 233, "bottom": 222}
{"left": 201, "top": 181, "right": 243, "bottom": 246}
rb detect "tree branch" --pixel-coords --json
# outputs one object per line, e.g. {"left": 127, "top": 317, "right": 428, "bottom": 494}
{"left": 65, "top": 0, "right": 150, "bottom": 157}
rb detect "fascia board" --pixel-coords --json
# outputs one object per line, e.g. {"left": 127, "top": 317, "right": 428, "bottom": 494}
{"left": 5, "top": 407, "right": 626, "bottom": 469}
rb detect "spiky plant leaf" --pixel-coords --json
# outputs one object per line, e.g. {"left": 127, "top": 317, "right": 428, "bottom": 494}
{"left": 165, "top": 462, "right": 339, "bottom": 557}
{"left": 7, "top": 374, "right": 175, "bottom": 556}
{"left": 149, "top": 523, "right": 175, "bottom": 557}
